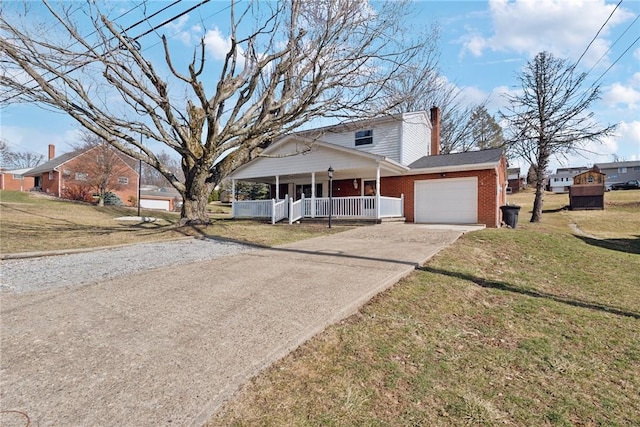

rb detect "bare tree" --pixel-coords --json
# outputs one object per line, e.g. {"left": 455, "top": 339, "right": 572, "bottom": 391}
{"left": 1, "top": 0, "right": 431, "bottom": 224}
{"left": 501, "top": 51, "right": 615, "bottom": 222}
{"left": 469, "top": 105, "right": 503, "bottom": 150}
{"left": 141, "top": 152, "right": 185, "bottom": 188}
{"left": 0, "top": 139, "right": 44, "bottom": 169}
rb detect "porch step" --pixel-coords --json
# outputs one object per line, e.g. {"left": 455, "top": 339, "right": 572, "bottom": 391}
{"left": 381, "top": 217, "right": 406, "bottom": 223}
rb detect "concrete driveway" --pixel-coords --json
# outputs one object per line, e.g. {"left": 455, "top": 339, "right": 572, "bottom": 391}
{"left": 0, "top": 223, "right": 481, "bottom": 427}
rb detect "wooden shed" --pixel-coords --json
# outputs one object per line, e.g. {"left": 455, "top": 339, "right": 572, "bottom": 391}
{"left": 569, "top": 168, "right": 605, "bottom": 210}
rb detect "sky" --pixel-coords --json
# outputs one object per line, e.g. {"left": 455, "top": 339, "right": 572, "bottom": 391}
{"left": 1, "top": 0, "right": 639, "bottom": 174}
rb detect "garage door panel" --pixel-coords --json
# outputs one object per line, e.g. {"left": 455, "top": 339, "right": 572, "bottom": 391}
{"left": 140, "top": 199, "right": 170, "bottom": 211}
{"left": 415, "top": 178, "right": 477, "bottom": 224}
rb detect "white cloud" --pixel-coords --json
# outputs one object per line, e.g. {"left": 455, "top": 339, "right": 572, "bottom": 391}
{"left": 602, "top": 73, "right": 640, "bottom": 109}
{"left": 461, "top": 0, "right": 635, "bottom": 66}
{"left": 203, "top": 27, "right": 233, "bottom": 60}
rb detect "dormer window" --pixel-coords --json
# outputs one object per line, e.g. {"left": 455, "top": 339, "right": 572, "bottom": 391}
{"left": 355, "top": 129, "right": 373, "bottom": 146}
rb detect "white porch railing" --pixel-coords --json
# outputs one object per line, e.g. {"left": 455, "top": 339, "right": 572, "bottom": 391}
{"left": 289, "top": 197, "right": 303, "bottom": 224}
{"left": 380, "top": 195, "right": 404, "bottom": 218}
{"left": 273, "top": 198, "right": 288, "bottom": 224}
{"left": 233, "top": 194, "right": 404, "bottom": 223}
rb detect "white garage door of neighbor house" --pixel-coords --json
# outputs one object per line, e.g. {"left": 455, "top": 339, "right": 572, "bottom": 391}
{"left": 140, "top": 199, "right": 170, "bottom": 211}
{"left": 415, "top": 177, "right": 478, "bottom": 224}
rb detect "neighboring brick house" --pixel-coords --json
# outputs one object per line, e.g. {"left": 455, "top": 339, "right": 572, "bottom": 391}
{"left": 228, "top": 108, "right": 508, "bottom": 227}
{"left": 0, "top": 168, "right": 35, "bottom": 191}
{"left": 24, "top": 144, "right": 139, "bottom": 206}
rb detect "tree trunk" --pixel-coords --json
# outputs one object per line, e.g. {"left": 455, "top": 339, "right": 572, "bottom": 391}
{"left": 179, "top": 172, "right": 215, "bottom": 225}
{"left": 531, "top": 171, "right": 545, "bottom": 222}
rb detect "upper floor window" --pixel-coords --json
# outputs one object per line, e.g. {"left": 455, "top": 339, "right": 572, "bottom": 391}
{"left": 618, "top": 167, "right": 627, "bottom": 173}
{"left": 118, "top": 176, "right": 129, "bottom": 185}
{"left": 587, "top": 176, "right": 594, "bottom": 183}
{"left": 355, "top": 130, "right": 373, "bottom": 146}
{"left": 75, "top": 172, "right": 88, "bottom": 181}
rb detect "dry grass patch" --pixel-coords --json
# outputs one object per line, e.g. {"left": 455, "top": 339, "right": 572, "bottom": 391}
{"left": 0, "top": 191, "right": 349, "bottom": 254}
{"left": 211, "top": 190, "right": 640, "bottom": 426}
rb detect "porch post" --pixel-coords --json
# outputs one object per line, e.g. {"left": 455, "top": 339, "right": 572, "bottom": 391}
{"left": 311, "top": 172, "right": 316, "bottom": 218}
{"left": 231, "top": 179, "right": 236, "bottom": 217}
{"left": 275, "top": 175, "right": 280, "bottom": 200}
{"left": 376, "top": 166, "right": 381, "bottom": 219}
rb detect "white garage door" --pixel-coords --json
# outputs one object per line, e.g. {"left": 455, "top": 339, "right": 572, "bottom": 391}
{"left": 140, "top": 199, "right": 170, "bottom": 211}
{"left": 415, "top": 177, "right": 478, "bottom": 224}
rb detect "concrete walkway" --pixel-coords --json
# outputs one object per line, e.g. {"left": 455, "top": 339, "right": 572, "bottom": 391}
{"left": 0, "top": 223, "right": 481, "bottom": 427}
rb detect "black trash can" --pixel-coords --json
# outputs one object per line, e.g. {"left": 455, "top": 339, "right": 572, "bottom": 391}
{"left": 500, "top": 205, "right": 521, "bottom": 228}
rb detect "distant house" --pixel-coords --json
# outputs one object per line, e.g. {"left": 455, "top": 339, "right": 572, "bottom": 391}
{"left": 507, "top": 167, "right": 522, "bottom": 193}
{"left": 228, "top": 108, "right": 508, "bottom": 227}
{"left": 547, "top": 166, "right": 589, "bottom": 193}
{"left": 569, "top": 168, "right": 606, "bottom": 210}
{"left": 24, "top": 144, "right": 139, "bottom": 206}
{"left": 0, "top": 168, "right": 35, "bottom": 191}
{"left": 140, "top": 187, "right": 182, "bottom": 211}
{"left": 593, "top": 161, "right": 640, "bottom": 188}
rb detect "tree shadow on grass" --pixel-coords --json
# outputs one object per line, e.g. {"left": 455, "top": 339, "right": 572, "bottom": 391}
{"left": 419, "top": 265, "right": 640, "bottom": 320}
{"left": 573, "top": 234, "right": 640, "bottom": 255}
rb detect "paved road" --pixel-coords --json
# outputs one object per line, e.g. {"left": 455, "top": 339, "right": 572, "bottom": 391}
{"left": 0, "top": 223, "right": 481, "bottom": 427}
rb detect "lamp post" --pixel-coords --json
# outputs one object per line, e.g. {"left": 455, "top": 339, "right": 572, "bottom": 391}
{"left": 328, "top": 166, "right": 334, "bottom": 228}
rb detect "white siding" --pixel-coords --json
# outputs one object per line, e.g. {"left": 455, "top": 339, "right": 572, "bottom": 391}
{"left": 307, "top": 120, "right": 402, "bottom": 162}
{"left": 401, "top": 112, "right": 430, "bottom": 165}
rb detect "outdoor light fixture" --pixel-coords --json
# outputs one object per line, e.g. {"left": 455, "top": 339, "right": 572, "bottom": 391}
{"left": 328, "top": 166, "right": 334, "bottom": 228}
{"left": 353, "top": 179, "right": 358, "bottom": 189}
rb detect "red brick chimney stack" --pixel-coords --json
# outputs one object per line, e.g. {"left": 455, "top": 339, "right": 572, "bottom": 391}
{"left": 48, "top": 144, "right": 55, "bottom": 160}
{"left": 430, "top": 106, "right": 441, "bottom": 156}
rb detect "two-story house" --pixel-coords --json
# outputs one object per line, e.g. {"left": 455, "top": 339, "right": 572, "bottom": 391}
{"left": 228, "top": 108, "right": 508, "bottom": 227}
{"left": 594, "top": 161, "right": 640, "bottom": 187}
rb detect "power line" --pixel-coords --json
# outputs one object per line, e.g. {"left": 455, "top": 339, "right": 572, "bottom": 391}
{"left": 2, "top": 0, "right": 187, "bottom": 103}
{"left": 574, "top": 0, "right": 623, "bottom": 69}
{"left": 591, "top": 35, "right": 640, "bottom": 88}
{"left": 585, "top": 13, "right": 639, "bottom": 76}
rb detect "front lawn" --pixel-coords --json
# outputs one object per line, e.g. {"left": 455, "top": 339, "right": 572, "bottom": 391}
{"left": 210, "top": 189, "right": 640, "bottom": 426}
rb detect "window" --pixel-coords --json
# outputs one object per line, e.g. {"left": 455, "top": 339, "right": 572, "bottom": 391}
{"left": 48, "top": 171, "right": 53, "bottom": 180}
{"left": 118, "top": 176, "right": 129, "bottom": 185}
{"left": 12, "top": 174, "right": 23, "bottom": 179}
{"left": 75, "top": 172, "right": 88, "bottom": 181}
{"left": 587, "top": 176, "right": 594, "bottom": 183}
{"left": 634, "top": 166, "right": 640, "bottom": 171}
{"left": 618, "top": 167, "right": 627, "bottom": 173}
{"left": 355, "top": 129, "right": 373, "bottom": 146}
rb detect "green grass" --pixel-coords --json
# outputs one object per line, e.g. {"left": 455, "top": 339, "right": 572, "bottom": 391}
{"left": 0, "top": 190, "right": 348, "bottom": 254}
{"left": 210, "top": 189, "right": 640, "bottom": 426}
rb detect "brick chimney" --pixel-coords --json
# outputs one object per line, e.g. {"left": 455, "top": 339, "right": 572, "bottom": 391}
{"left": 430, "top": 106, "right": 440, "bottom": 156}
{"left": 48, "top": 144, "right": 55, "bottom": 160}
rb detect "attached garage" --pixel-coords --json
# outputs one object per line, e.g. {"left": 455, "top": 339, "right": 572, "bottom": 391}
{"left": 414, "top": 177, "right": 478, "bottom": 224}
{"left": 140, "top": 198, "right": 171, "bottom": 211}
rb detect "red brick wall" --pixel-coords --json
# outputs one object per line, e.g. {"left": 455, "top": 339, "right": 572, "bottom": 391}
{"left": 382, "top": 164, "right": 506, "bottom": 227}
{"left": 61, "top": 152, "right": 139, "bottom": 205}
{"left": 332, "top": 179, "right": 360, "bottom": 197}
{"left": 40, "top": 170, "right": 60, "bottom": 195}
{"left": 0, "top": 173, "right": 35, "bottom": 191}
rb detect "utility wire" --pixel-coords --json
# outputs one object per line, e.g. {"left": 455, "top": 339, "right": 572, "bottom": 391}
{"left": 3, "top": 0, "right": 187, "bottom": 103}
{"left": 574, "top": 0, "right": 623, "bottom": 69}
{"left": 585, "top": 13, "right": 639, "bottom": 76}
{"left": 590, "top": 35, "right": 640, "bottom": 88}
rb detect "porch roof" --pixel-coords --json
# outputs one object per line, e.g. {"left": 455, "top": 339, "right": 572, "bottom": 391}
{"left": 229, "top": 135, "right": 407, "bottom": 183}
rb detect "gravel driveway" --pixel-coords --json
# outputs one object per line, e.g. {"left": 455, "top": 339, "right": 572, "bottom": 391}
{"left": 0, "top": 238, "right": 255, "bottom": 294}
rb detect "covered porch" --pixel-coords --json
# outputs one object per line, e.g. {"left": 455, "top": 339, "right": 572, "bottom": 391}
{"left": 228, "top": 137, "right": 407, "bottom": 224}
